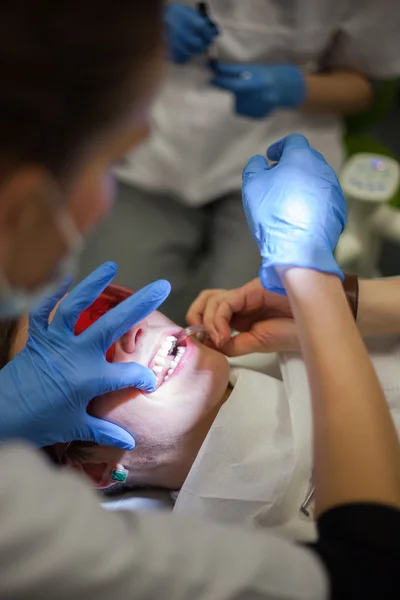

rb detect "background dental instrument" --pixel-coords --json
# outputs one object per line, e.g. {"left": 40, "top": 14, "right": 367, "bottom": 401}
{"left": 336, "top": 153, "right": 400, "bottom": 277}
{"left": 197, "top": 2, "right": 219, "bottom": 67}
{"left": 175, "top": 324, "right": 209, "bottom": 345}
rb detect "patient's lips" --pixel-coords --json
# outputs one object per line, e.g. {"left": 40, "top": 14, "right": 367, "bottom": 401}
{"left": 148, "top": 333, "right": 188, "bottom": 387}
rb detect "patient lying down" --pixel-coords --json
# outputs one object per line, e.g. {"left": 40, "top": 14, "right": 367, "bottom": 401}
{"left": 4, "top": 284, "right": 400, "bottom": 541}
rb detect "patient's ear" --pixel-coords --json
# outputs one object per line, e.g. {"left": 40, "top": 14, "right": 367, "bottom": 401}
{"left": 78, "top": 462, "right": 114, "bottom": 488}
{"left": 66, "top": 460, "right": 116, "bottom": 489}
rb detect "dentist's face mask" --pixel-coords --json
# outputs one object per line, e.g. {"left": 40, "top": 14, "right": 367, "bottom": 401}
{"left": 0, "top": 207, "right": 84, "bottom": 317}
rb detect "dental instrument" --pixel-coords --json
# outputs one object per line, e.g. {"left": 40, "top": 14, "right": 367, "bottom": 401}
{"left": 300, "top": 485, "right": 315, "bottom": 517}
{"left": 175, "top": 324, "right": 209, "bottom": 346}
{"left": 197, "top": 2, "right": 218, "bottom": 67}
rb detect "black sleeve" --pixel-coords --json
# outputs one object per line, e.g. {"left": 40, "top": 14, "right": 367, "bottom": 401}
{"left": 307, "top": 503, "right": 400, "bottom": 600}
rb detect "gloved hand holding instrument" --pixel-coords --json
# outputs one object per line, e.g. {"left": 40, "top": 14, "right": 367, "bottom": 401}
{"left": 0, "top": 262, "right": 171, "bottom": 449}
{"left": 165, "top": 2, "right": 219, "bottom": 64}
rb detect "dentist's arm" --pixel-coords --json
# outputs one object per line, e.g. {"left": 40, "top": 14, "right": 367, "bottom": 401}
{"left": 303, "top": 70, "right": 374, "bottom": 115}
{"left": 280, "top": 268, "right": 400, "bottom": 514}
{"left": 211, "top": 64, "right": 373, "bottom": 119}
{"left": 237, "top": 132, "right": 400, "bottom": 510}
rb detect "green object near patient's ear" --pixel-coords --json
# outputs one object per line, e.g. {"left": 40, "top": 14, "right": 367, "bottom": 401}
{"left": 111, "top": 466, "right": 129, "bottom": 483}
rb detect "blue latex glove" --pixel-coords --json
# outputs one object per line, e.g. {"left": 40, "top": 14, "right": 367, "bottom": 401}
{"left": 165, "top": 3, "right": 219, "bottom": 64}
{"left": 242, "top": 134, "right": 347, "bottom": 295}
{"left": 0, "top": 262, "right": 171, "bottom": 449}
{"left": 211, "top": 62, "right": 306, "bottom": 119}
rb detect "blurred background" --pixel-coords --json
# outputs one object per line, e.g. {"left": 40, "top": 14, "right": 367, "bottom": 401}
{"left": 374, "top": 86, "right": 400, "bottom": 274}
{"left": 77, "top": 2, "right": 400, "bottom": 323}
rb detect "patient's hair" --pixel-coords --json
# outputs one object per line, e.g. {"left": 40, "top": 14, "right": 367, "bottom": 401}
{"left": 0, "top": 1, "right": 163, "bottom": 179}
{"left": 0, "top": 319, "right": 19, "bottom": 369}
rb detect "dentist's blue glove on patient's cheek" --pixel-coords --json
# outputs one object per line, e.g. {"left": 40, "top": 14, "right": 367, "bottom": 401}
{"left": 165, "top": 3, "right": 219, "bottom": 64}
{"left": 242, "top": 134, "right": 347, "bottom": 295}
{"left": 211, "top": 63, "right": 306, "bottom": 119}
{"left": 0, "top": 262, "right": 171, "bottom": 449}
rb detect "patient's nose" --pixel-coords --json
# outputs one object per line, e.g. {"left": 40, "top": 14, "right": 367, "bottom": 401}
{"left": 118, "top": 320, "right": 149, "bottom": 355}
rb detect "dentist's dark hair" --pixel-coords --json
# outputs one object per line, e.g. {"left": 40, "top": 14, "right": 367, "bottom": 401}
{"left": 0, "top": 1, "right": 163, "bottom": 178}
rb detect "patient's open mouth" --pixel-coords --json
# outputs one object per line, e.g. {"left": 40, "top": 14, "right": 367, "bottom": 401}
{"left": 148, "top": 334, "right": 187, "bottom": 386}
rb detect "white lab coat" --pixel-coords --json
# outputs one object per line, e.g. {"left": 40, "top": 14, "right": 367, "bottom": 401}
{"left": 117, "top": 0, "right": 400, "bottom": 205}
{"left": 0, "top": 444, "right": 327, "bottom": 599}
{"left": 174, "top": 336, "right": 400, "bottom": 540}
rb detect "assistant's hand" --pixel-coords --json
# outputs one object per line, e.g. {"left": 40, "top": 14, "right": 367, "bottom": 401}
{"left": 0, "top": 262, "right": 171, "bottom": 449}
{"left": 211, "top": 63, "right": 306, "bottom": 118}
{"left": 186, "top": 279, "right": 299, "bottom": 356}
{"left": 165, "top": 3, "right": 219, "bottom": 64}
{"left": 243, "top": 134, "right": 347, "bottom": 295}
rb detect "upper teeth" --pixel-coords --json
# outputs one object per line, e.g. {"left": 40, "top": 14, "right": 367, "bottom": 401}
{"left": 151, "top": 336, "right": 186, "bottom": 384}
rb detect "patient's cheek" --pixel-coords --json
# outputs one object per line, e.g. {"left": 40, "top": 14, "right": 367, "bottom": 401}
{"left": 89, "top": 387, "right": 141, "bottom": 421}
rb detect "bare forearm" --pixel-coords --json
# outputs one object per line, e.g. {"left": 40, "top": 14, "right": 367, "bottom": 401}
{"left": 281, "top": 268, "right": 400, "bottom": 516}
{"left": 357, "top": 278, "right": 400, "bottom": 336}
{"left": 303, "top": 69, "right": 374, "bottom": 115}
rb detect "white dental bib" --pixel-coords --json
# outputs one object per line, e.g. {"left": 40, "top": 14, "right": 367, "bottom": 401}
{"left": 174, "top": 336, "right": 400, "bottom": 541}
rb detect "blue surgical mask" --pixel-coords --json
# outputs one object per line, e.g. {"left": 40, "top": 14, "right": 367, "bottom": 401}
{"left": 0, "top": 209, "right": 84, "bottom": 317}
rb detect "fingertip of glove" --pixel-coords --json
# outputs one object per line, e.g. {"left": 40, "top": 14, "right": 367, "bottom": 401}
{"left": 117, "top": 439, "right": 135, "bottom": 451}
{"left": 242, "top": 155, "right": 269, "bottom": 179}
{"left": 101, "top": 261, "right": 118, "bottom": 273}
{"left": 150, "top": 279, "right": 172, "bottom": 298}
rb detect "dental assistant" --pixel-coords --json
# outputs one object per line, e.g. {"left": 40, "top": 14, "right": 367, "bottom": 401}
{"left": 0, "top": 3, "right": 399, "bottom": 600}
{"left": 79, "top": 0, "right": 400, "bottom": 323}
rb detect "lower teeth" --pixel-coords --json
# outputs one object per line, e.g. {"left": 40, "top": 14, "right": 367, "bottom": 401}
{"left": 152, "top": 345, "right": 186, "bottom": 385}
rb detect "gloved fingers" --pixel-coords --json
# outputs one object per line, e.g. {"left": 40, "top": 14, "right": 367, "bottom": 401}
{"left": 242, "top": 154, "right": 269, "bottom": 183}
{"left": 174, "top": 28, "right": 210, "bottom": 56}
{"left": 51, "top": 262, "right": 117, "bottom": 332}
{"left": 235, "top": 93, "right": 274, "bottom": 119}
{"left": 266, "top": 134, "right": 310, "bottom": 163}
{"left": 211, "top": 75, "right": 248, "bottom": 93}
{"left": 84, "top": 415, "right": 135, "bottom": 451}
{"left": 168, "top": 5, "right": 218, "bottom": 43}
{"left": 171, "top": 43, "right": 193, "bottom": 64}
{"left": 212, "top": 62, "right": 247, "bottom": 78}
{"left": 186, "top": 10, "right": 219, "bottom": 42}
{"left": 100, "top": 361, "right": 157, "bottom": 395}
{"left": 171, "top": 44, "right": 193, "bottom": 64}
{"left": 29, "top": 275, "right": 74, "bottom": 331}
{"left": 85, "top": 280, "right": 171, "bottom": 351}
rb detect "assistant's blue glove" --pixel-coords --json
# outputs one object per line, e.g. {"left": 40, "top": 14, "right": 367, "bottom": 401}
{"left": 242, "top": 134, "right": 347, "bottom": 295}
{"left": 0, "top": 262, "right": 171, "bottom": 449}
{"left": 165, "top": 3, "right": 219, "bottom": 64}
{"left": 211, "top": 63, "right": 306, "bottom": 119}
